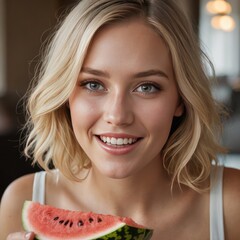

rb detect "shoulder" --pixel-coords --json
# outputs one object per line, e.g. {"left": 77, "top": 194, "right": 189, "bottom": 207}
{"left": 1, "top": 173, "right": 35, "bottom": 203}
{"left": 223, "top": 167, "right": 240, "bottom": 239}
{"left": 0, "top": 173, "right": 35, "bottom": 238}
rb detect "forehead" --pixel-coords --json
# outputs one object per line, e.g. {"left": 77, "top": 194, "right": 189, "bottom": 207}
{"left": 82, "top": 18, "right": 173, "bottom": 76}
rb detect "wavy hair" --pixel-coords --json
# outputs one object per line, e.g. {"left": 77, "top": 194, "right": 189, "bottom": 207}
{"left": 24, "top": 0, "right": 225, "bottom": 191}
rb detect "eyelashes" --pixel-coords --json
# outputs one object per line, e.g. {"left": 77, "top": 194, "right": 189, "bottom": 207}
{"left": 79, "top": 80, "right": 105, "bottom": 92}
{"left": 134, "top": 82, "right": 161, "bottom": 94}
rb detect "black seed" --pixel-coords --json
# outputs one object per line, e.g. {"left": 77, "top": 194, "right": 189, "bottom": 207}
{"left": 64, "top": 220, "right": 69, "bottom": 226}
{"left": 78, "top": 220, "right": 84, "bottom": 227}
{"left": 59, "top": 220, "right": 64, "bottom": 224}
{"left": 97, "top": 217, "right": 102, "bottom": 223}
{"left": 89, "top": 217, "right": 94, "bottom": 223}
{"left": 53, "top": 217, "right": 59, "bottom": 221}
{"left": 70, "top": 221, "right": 73, "bottom": 227}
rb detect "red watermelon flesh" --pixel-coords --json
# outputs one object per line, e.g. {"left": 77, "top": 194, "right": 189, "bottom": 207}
{"left": 22, "top": 201, "right": 153, "bottom": 240}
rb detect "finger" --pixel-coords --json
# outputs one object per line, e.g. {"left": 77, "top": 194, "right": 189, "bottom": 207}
{"left": 25, "top": 232, "right": 35, "bottom": 240}
{"left": 6, "top": 231, "right": 35, "bottom": 240}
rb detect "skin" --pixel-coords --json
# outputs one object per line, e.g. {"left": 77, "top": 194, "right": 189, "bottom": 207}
{"left": 1, "top": 18, "right": 240, "bottom": 240}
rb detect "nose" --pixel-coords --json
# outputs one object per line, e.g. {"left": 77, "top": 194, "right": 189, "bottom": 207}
{"left": 103, "top": 92, "right": 134, "bottom": 126}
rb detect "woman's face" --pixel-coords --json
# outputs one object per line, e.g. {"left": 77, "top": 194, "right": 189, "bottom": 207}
{"left": 69, "top": 18, "right": 183, "bottom": 179}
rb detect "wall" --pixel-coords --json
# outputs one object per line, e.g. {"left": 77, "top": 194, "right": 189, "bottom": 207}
{"left": 5, "top": 0, "right": 58, "bottom": 96}
{"left": 0, "top": 0, "right": 6, "bottom": 96}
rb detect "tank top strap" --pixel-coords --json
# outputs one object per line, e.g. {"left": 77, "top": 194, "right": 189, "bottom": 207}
{"left": 32, "top": 171, "right": 46, "bottom": 204}
{"left": 210, "top": 163, "right": 225, "bottom": 240}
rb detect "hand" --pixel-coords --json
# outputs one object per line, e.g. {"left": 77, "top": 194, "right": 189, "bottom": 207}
{"left": 6, "top": 232, "right": 35, "bottom": 240}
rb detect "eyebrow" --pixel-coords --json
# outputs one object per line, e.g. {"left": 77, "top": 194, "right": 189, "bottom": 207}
{"left": 81, "top": 67, "right": 168, "bottom": 79}
{"left": 81, "top": 67, "right": 110, "bottom": 78}
{"left": 134, "top": 69, "right": 168, "bottom": 79}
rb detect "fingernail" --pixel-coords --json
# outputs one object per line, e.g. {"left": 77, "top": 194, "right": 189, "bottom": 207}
{"left": 25, "top": 232, "right": 32, "bottom": 239}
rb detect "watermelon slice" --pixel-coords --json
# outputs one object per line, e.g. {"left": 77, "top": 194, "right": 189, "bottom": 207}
{"left": 22, "top": 201, "right": 153, "bottom": 240}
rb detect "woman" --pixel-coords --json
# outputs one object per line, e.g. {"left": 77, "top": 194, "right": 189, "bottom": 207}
{"left": 1, "top": 0, "right": 240, "bottom": 239}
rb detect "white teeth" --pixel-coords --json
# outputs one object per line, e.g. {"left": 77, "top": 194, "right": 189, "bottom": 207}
{"left": 111, "top": 138, "right": 117, "bottom": 144}
{"left": 117, "top": 138, "right": 124, "bottom": 145}
{"left": 99, "top": 136, "right": 137, "bottom": 145}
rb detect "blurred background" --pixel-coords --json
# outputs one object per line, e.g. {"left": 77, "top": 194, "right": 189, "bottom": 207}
{"left": 0, "top": 0, "right": 239, "bottom": 199}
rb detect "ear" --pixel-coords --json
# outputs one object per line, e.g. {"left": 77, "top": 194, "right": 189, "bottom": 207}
{"left": 174, "top": 100, "right": 184, "bottom": 117}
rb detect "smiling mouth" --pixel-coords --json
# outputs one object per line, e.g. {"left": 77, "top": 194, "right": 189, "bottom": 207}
{"left": 97, "top": 135, "right": 141, "bottom": 146}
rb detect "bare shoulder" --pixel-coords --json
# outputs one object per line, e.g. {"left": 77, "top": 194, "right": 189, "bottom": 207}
{"left": 0, "top": 173, "right": 35, "bottom": 238}
{"left": 223, "top": 167, "right": 240, "bottom": 239}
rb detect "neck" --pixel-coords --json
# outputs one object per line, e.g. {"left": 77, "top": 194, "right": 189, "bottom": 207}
{"left": 85, "top": 159, "right": 173, "bottom": 218}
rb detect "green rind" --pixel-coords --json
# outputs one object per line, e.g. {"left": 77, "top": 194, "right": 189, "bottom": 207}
{"left": 32, "top": 225, "right": 153, "bottom": 240}
{"left": 95, "top": 225, "right": 153, "bottom": 240}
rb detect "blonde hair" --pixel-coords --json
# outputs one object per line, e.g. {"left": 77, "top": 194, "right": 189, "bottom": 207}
{"left": 24, "top": 0, "right": 225, "bottom": 191}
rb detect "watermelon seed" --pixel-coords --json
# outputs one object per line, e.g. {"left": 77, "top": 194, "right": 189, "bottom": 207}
{"left": 89, "top": 217, "right": 94, "bottom": 223}
{"left": 70, "top": 221, "right": 73, "bottom": 227}
{"left": 64, "top": 220, "right": 69, "bottom": 226}
{"left": 97, "top": 217, "right": 102, "bottom": 223}
{"left": 53, "top": 217, "right": 59, "bottom": 221}
{"left": 78, "top": 220, "right": 84, "bottom": 227}
{"left": 59, "top": 220, "right": 64, "bottom": 224}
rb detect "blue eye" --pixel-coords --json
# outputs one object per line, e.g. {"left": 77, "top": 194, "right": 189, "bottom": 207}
{"left": 80, "top": 81, "right": 105, "bottom": 91}
{"left": 135, "top": 83, "right": 159, "bottom": 93}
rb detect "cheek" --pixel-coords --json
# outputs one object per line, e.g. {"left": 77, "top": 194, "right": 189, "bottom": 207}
{"left": 69, "top": 95, "right": 100, "bottom": 132}
{"left": 138, "top": 100, "right": 177, "bottom": 136}
{"left": 147, "top": 112, "right": 173, "bottom": 134}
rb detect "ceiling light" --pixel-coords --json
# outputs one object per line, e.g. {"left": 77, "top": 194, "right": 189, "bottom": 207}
{"left": 206, "top": 0, "right": 232, "bottom": 14}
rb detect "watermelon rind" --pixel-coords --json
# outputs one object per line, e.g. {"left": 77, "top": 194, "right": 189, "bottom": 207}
{"left": 96, "top": 225, "right": 153, "bottom": 240}
{"left": 29, "top": 226, "right": 153, "bottom": 240}
{"left": 22, "top": 201, "right": 153, "bottom": 240}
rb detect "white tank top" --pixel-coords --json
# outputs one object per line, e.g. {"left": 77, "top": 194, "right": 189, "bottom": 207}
{"left": 32, "top": 166, "right": 225, "bottom": 240}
